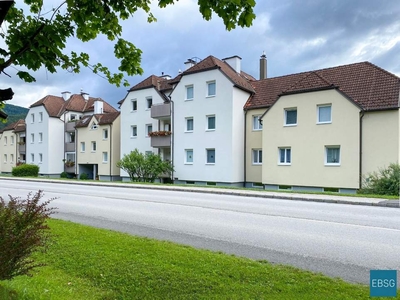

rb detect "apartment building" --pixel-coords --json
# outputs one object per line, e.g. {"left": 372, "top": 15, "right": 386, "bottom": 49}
{"left": 0, "top": 119, "right": 26, "bottom": 173}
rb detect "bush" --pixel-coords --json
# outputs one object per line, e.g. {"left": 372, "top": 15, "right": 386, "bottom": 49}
{"left": 60, "top": 172, "right": 68, "bottom": 178}
{"left": 0, "top": 191, "right": 56, "bottom": 280}
{"left": 79, "top": 173, "right": 89, "bottom": 180}
{"left": 359, "top": 163, "right": 400, "bottom": 196}
{"left": 12, "top": 164, "right": 39, "bottom": 177}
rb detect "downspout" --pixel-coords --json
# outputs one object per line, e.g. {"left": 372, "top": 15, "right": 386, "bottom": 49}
{"left": 359, "top": 110, "right": 365, "bottom": 190}
{"left": 243, "top": 110, "right": 247, "bottom": 187}
{"left": 109, "top": 123, "right": 112, "bottom": 180}
{"left": 169, "top": 97, "right": 174, "bottom": 183}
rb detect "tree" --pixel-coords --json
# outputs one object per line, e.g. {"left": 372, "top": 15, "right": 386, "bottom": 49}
{"left": 117, "top": 149, "right": 173, "bottom": 182}
{"left": 0, "top": 0, "right": 256, "bottom": 88}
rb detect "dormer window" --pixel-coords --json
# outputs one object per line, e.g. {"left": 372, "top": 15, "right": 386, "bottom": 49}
{"left": 91, "top": 123, "right": 98, "bottom": 130}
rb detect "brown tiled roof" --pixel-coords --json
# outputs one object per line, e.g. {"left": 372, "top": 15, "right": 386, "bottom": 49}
{"left": 0, "top": 119, "right": 25, "bottom": 133}
{"left": 182, "top": 55, "right": 255, "bottom": 93}
{"left": 245, "top": 61, "right": 400, "bottom": 111}
{"left": 75, "top": 112, "right": 120, "bottom": 128}
{"left": 30, "top": 95, "right": 65, "bottom": 117}
{"left": 129, "top": 75, "right": 168, "bottom": 92}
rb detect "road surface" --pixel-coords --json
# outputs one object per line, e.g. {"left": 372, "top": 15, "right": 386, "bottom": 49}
{"left": 1, "top": 179, "right": 399, "bottom": 285}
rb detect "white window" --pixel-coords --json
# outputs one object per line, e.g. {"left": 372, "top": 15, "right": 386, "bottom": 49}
{"left": 31, "top": 113, "right": 34, "bottom": 123}
{"left": 146, "top": 124, "right": 152, "bottom": 136}
{"left": 131, "top": 125, "right": 137, "bottom": 137}
{"left": 31, "top": 153, "right": 34, "bottom": 163}
{"left": 67, "top": 132, "right": 75, "bottom": 143}
{"left": 103, "top": 129, "right": 108, "bottom": 140}
{"left": 186, "top": 85, "right": 194, "bottom": 100}
{"left": 31, "top": 133, "right": 34, "bottom": 143}
{"left": 4, "top": 136, "right": 7, "bottom": 145}
{"left": 39, "top": 112, "right": 43, "bottom": 122}
{"left": 185, "top": 149, "right": 193, "bottom": 164}
{"left": 81, "top": 142, "right": 85, "bottom": 152}
{"left": 284, "top": 109, "right": 297, "bottom": 126}
{"left": 38, "top": 132, "right": 43, "bottom": 143}
{"left": 66, "top": 153, "right": 75, "bottom": 163}
{"left": 91, "top": 123, "right": 98, "bottom": 130}
{"left": 146, "top": 97, "right": 152, "bottom": 109}
{"left": 91, "top": 141, "right": 96, "bottom": 152}
{"left": 325, "top": 146, "right": 340, "bottom": 165}
{"left": 4, "top": 154, "right": 7, "bottom": 163}
{"left": 317, "top": 105, "right": 332, "bottom": 124}
{"left": 279, "top": 148, "right": 291, "bottom": 165}
{"left": 39, "top": 153, "right": 42, "bottom": 163}
{"left": 206, "top": 115, "right": 216, "bottom": 130}
{"left": 207, "top": 81, "right": 216, "bottom": 97}
{"left": 131, "top": 99, "right": 137, "bottom": 111}
{"left": 10, "top": 154, "right": 14, "bottom": 163}
{"left": 253, "top": 116, "right": 262, "bottom": 130}
{"left": 70, "top": 114, "right": 76, "bottom": 121}
{"left": 206, "top": 149, "right": 215, "bottom": 164}
{"left": 186, "top": 117, "right": 194, "bottom": 132}
{"left": 102, "top": 152, "right": 108, "bottom": 163}
{"left": 10, "top": 136, "right": 14, "bottom": 145}
{"left": 252, "top": 149, "right": 262, "bottom": 165}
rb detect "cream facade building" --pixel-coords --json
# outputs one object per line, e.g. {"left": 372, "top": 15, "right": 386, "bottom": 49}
{"left": 0, "top": 120, "right": 26, "bottom": 173}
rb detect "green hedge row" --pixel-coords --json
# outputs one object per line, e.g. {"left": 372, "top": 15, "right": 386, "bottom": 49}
{"left": 12, "top": 164, "right": 39, "bottom": 177}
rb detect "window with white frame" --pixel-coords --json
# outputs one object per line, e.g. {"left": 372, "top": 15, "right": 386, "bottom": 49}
{"left": 31, "top": 133, "right": 34, "bottom": 143}
{"left": 31, "top": 113, "right": 34, "bottom": 123}
{"left": 252, "top": 149, "right": 262, "bottom": 164}
{"left": 4, "top": 154, "right": 7, "bottom": 163}
{"left": 186, "top": 85, "right": 194, "bottom": 100}
{"left": 131, "top": 99, "right": 137, "bottom": 111}
{"left": 10, "top": 154, "right": 14, "bottom": 163}
{"left": 317, "top": 105, "right": 332, "bottom": 124}
{"left": 325, "top": 146, "right": 340, "bottom": 165}
{"left": 81, "top": 142, "right": 85, "bottom": 152}
{"left": 207, "top": 81, "right": 216, "bottom": 97}
{"left": 186, "top": 117, "right": 194, "bottom": 132}
{"left": 67, "top": 132, "right": 75, "bottom": 143}
{"left": 91, "top": 141, "right": 96, "bottom": 152}
{"left": 103, "top": 129, "right": 108, "bottom": 140}
{"left": 102, "top": 152, "right": 108, "bottom": 163}
{"left": 4, "top": 136, "right": 7, "bottom": 145}
{"left": 38, "top": 132, "right": 43, "bottom": 143}
{"left": 185, "top": 149, "right": 193, "bottom": 164}
{"left": 284, "top": 108, "right": 297, "bottom": 126}
{"left": 131, "top": 125, "right": 137, "bottom": 137}
{"left": 31, "top": 153, "right": 34, "bottom": 163}
{"left": 146, "top": 97, "right": 153, "bottom": 109}
{"left": 206, "top": 115, "right": 216, "bottom": 130}
{"left": 70, "top": 114, "right": 76, "bottom": 121}
{"left": 146, "top": 124, "right": 152, "bottom": 136}
{"left": 279, "top": 147, "right": 291, "bottom": 165}
{"left": 253, "top": 116, "right": 263, "bottom": 130}
{"left": 39, "top": 112, "right": 43, "bottom": 122}
{"left": 11, "top": 136, "right": 14, "bottom": 145}
{"left": 66, "top": 153, "right": 75, "bottom": 162}
{"left": 39, "top": 153, "right": 42, "bottom": 163}
{"left": 206, "top": 149, "right": 215, "bottom": 164}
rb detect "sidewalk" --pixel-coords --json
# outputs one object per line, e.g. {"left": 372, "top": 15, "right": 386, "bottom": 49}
{"left": 2, "top": 177, "right": 399, "bottom": 208}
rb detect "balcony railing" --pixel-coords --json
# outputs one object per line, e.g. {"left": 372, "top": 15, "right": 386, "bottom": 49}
{"left": 18, "top": 143, "right": 26, "bottom": 153}
{"left": 66, "top": 121, "right": 77, "bottom": 132}
{"left": 151, "top": 135, "right": 171, "bottom": 148}
{"left": 65, "top": 142, "right": 75, "bottom": 152}
{"left": 65, "top": 166, "right": 75, "bottom": 173}
{"left": 151, "top": 103, "right": 171, "bottom": 119}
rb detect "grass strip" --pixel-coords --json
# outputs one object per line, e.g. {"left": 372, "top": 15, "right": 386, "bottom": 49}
{"left": 1, "top": 219, "right": 397, "bottom": 299}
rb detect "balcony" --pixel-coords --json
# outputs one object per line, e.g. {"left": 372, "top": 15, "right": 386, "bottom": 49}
{"left": 151, "top": 103, "right": 171, "bottom": 119}
{"left": 65, "top": 142, "right": 75, "bottom": 152}
{"left": 18, "top": 143, "right": 26, "bottom": 153}
{"left": 66, "top": 121, "right": 77, "bottom": 132}
{"left": 151, "top": 135, "right": 171, "bottom": 148}
{"left": 65, "top": 166, "right": 75, "bottom": 173}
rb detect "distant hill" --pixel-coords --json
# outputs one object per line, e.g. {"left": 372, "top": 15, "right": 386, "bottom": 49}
{"left": 0, "top": 104, "right": 29, "bottom": 130}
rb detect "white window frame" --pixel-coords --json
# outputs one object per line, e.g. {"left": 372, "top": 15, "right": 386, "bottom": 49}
{"left": 185, "top": 117, "right": 194, "bottom": 132}
{"left": 91, "top": 123, "right": 98, "bottom": 130}
{"left": 325, "top": 146, "right": 341, "bottom": 166}
{"left": 253, "top": 116, "right": 263, "bottom": 131}
{"left": 252, "top": 149, "right": 262, "bottom": 165}
{"left": 131, "top": 99, "right": 137, "bottom": 112}
{"left": 81, "top": 142, "right": 85, "bottom": 152}
{"left": 131, "top": 125, "right": 137, "bottom": 138}
{"left": 38, "top": 132, "right": 43, "bottom": 143}
{"left": 103, "top": 129, "right": 108, "bottom": 140}
{"left": 278, "top": 147, "right": 291, "bottom": 165}
{"left": 185, "top": 149, "right": 194, "bottom": 164}
{"left": 185, "top": 85, "right": 194, "bottom": 100}
{"left": 39, "top": 112, "right": 43, "bottom": 122}
{"left": 31, "top": 153, "right": 34, "bottom": 163}
{"left": 206, "top": 115, "right": 216, "bottom": 131}
{"left": 38, "top": 153, "right": 42, "bottom": 164}
{"left": 10, "top": 154, "right": 14, "bottom": 163}
{"left": 146, "top": 97, "right": 153, "bottom": 109}
{"left": 10, "top": 136, "right": 14, "bottom": 145}
{"left": 206, "top": 148, "right": 215, "bottom": 164}
{"left": 4, "top": 136, "right": 7, "bottom": 145}
{"left": 207, "top": 81, "right": 216, "bottom": 97}
{"left": 31, "top": 133, "right": 34, "bottom": 143}
{"left": 4, "top": 154, "right": 7, "bottom": 163}
{"left": 31, "top": 113, "right": 34, "bottom": 123}
{"left": 102, "top": 152, "right": 108, "bottom": 163}
{"left": 317, "top": 104, "right": 332, "bottom": 124}
{"left": 146, "top": 124, "right": 152, "bottom": 137}
{"left": 91, "top": 141, "right": 97, "bottom": 152}
{"left": 284, "top": 108, "right": 297, "bottom": 126}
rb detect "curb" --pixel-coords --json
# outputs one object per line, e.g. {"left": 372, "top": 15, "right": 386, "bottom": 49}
{"left": 1, "top": 177, "right": 398, "bottom": 208}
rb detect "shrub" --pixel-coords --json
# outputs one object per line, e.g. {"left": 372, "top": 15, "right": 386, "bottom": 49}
{"left": 359, "top": 163, "right": 400, "bottom": 196}
{"left": 79, "top": 173, "right": 89, "bottom": 180}
{"left": 0, "top": 191, "right": 56, "bottom": 280}
{"left": 60, "top": 172, "right": 68, "bottom": 178}
{"left": 12, "top": 164, "right": 39, "bottom": 177}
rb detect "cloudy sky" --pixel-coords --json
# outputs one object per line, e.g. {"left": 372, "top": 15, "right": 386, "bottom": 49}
{"left": 2, "top": 0, "right": 400, "bottom": 109}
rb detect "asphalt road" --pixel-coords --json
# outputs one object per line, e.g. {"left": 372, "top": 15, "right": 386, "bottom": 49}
{"left": 1, "top": 179, "right": 399, "bottom": 285}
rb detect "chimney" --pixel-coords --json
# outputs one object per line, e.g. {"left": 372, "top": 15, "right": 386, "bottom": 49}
{"left": 81, "top": 91, "right": 89, "bottom": 101}
{"left": 260, "top": 51, "right": 267, "bottom": 80}
{"left": 94, "top": 99, "right": 103, "bottom": 114}
{"left": 61, "top": 91, "right": 71, "bottom": 101}
{"left": 160, "top": 72, "right": 171, "bottom": 80}
{"left": 184, "top": 59, "right": 196, "bottom": 70}
{"left": 223, "top": 55, "right": 242, "bottom": 73}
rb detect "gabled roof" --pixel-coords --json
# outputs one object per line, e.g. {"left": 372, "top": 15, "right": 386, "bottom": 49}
{"left": 245, "top": 61, "right": 400, "bottom": 111}
{"left": 128, "top": 75, "right": 172, "bottom": 92}
{"left": 75, "top": 112, "right": 120, "bottom": 128}
{"left": 30, "top": 95, "right": 65, "bottom": 117}
{"left": 0, "top": 119, "right": 25, "bottom": 133}
{"left": 182, "top": 55, "right": 255, "bottom": 93}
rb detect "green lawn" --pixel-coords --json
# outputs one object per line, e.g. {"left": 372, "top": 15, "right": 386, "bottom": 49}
{"left": 1, "top": 219, "right": 396, "bottom": 299}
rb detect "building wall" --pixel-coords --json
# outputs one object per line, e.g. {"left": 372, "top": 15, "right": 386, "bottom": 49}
{"left": 110, "top": 115, "right": 121, "bottom": 178}
{"left": 0, "top": 130, "right": 17, "bottom": 173}
{"left": 362, "top": 109, "right": 399, "bottom": 176}
{"left": 245, "top": 108, "right": 265, "bottom": 186}
{"left": 120, "top": 88, "right": 165, "bottom": 179}
{"left": 172, "top": 69, "right": 250, "bottom": 183}
{"left": 262, "top": 89, "right": 361, "bottom": 189}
